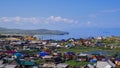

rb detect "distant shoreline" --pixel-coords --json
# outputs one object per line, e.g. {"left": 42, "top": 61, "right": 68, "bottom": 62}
{"left": 0, "top": 27, "right": 69, "bottom": 35}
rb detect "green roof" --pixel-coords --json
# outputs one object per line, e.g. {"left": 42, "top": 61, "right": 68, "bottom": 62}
{"left": 22, "top": 61, "right": 35, "bottom": 65}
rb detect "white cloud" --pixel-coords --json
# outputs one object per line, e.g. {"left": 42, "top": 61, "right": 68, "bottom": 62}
{"left": 47, "top": 16, "right": 75, "bottom": 23}
{"left": 0, "top": 16, "right": 77, "bottom": 24}
{"left": 0, "top": 17, "right": 12, "bottom": 22}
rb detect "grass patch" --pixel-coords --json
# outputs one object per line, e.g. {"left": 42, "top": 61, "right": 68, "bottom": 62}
{"left": 35, "top": 59, "right": 43, "bottom": 64}
{"left": 58, "top": 46, "right": 105, "bottom": 54}
{"left": 57, "top": 46, "right": 119, "bottom": 56}
{"left": 65, "top": 60, "right": 91, "bottom": 66}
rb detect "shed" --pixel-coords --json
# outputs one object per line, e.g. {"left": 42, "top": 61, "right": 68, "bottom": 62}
{"left": 4, "top": 65, "right": 17, "bottom": 68}
{"left": 77, "top": 53, "right": 89, "bottom": 61}
{"left": 56, "top": 63, "right": 68, "bottom": 68}
{"left": 42, "top": 56, "right": 54, "bottom": 63}
{"left": 65, "top": 43, "right": 73, "bottom": 48}
{"left": 64, "top": 52, "right": 76, "bottom": 60}
{"left": 14, "top": 52, "right": 22, "bottom": 58}
{"left": 22, "top": 61, "right": 36, "bottom": 66}
{"left": 96, "top": 61, "right": 115, "bottom": 68}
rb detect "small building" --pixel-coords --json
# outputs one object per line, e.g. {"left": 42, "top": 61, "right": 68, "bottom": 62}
{"left": 65, "top": 43, "right": 74, "bottom": 48}
{"left": 96, "top": 61, "right": 116, "bottom": 68}
{"left": 42, "top": 63, "right": 56, "bottom": 68}
{"left": 63, "top": 52, "right": 76, "bottom": 60}
{"left": 76, "top": 53, "right": 89, "bottom": 61}
{"left": 56, "top": 63, "right": 68, "bottom": 68}
{"left": 115, "top": 58, "right": 120, "bottom": 67}
{"left": 42, "top": 55, "right": 54, "bottom": 63}
{"left": 38, "top": 52, "right": 48, "bottom": 57}
{"left": 4, "top": 65, "right": 17, "bottom": 68}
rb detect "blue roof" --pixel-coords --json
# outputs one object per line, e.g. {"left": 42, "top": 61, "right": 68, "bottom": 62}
{"left": 14, "top": 52, "right": 22, "bottom": 58}
{"left": 66, "top": 52, "right": 75, "bottom": 55}
{"left": 38, "top": 52, "right": 48, "bottom": 56}
{"left": 117, "top": 58, "right": 120, "bottom": 61}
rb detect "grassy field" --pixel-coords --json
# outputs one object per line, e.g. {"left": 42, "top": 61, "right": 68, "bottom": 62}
{"left": 30, "top": 45, "right": 120, "bottom": 66}
{"left": 65, "top": 60, "right": 91, "bottom": 67}
{"left": 57, "top": 46, "right": 120, "bottom": 66}
{"left": 57, "top": 46, "right": 118, "bottom": 54}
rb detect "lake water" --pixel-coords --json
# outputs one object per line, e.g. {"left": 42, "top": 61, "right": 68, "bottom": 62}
{"left": 36, "top": 28, "right": 120, "bottom": 40}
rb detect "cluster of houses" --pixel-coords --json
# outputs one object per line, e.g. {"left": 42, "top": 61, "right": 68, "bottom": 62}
{"left": 0, "top": 35, "right": 120, "bottom": 68}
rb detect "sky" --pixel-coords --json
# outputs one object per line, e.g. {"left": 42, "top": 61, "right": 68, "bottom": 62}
{"left": 0, "top": 0, "right": 120, "bottom": 31}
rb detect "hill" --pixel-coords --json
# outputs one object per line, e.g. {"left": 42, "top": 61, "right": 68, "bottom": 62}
{"left": 0, "top": 27, "right": 69, "bottom": 35}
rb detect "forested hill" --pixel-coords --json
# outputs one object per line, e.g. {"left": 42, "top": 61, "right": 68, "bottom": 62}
{"left": 0, "top": 27, "right": 69, "bottom": 35}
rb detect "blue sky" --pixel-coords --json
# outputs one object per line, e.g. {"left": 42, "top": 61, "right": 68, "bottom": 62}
{"left": 0, "top": 0, "right": 120, "bottom": 30}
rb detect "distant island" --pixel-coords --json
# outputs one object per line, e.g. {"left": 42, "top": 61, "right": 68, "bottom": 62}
{"left": 0, "top": 27, "right": 69, "bottom": 35}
